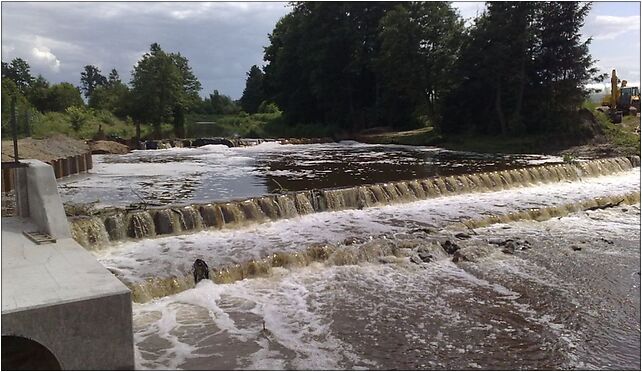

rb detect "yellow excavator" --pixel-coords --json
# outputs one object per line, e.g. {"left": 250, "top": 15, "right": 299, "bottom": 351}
{"left": 599, "top": 69, "right": 641, "bottom": 123}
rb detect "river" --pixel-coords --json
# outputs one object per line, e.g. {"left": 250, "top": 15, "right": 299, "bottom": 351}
{"left": 62, "top": 142, "right": 640, "bottom": 370}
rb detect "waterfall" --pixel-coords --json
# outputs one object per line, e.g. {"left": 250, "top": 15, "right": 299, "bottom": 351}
{"left": 257, "top": 196, "right": 281, "bottom": 219}
{"left": 275, "top": 195, "right": 298, "bottom": 218}
{"left": 69, "top": 157, "right": 639, "bottom": 249}
{"left": 70, "top": 216, "right": 110, "bottom": 249}
{"left": 220, "top": 202, "right": 246, "bottom": 225}
{"left": 127, "top": 211, "right": 155, "bottom": 239}
{"left": 127, "top": 190, "right": 641, "bottom": 303}
{"left": 199, "top": 204, "right": 224, "bottom": 228}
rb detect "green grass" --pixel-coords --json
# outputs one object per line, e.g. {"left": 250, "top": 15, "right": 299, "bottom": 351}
{"left": 594, "top": 110, "right": 640, "bottom": 155}
{"left": 30, "top": 109, "right": 139, "bottom": 140}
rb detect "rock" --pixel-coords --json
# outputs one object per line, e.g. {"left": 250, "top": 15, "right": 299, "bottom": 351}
{"left": 441, "top": 240, "right": 461, "bottom": 255}
{"left": 418, "top": 251, "right": 434, "bottom": 263}
{"left": 410, "top": 254, "right": 424, "bottom": 265}
{"left": 599, "top": 238, "right": 614, "bottom": 245}
{"left": 343, "top": 236, "right": 365, "bottom": 246}
{"left": 455, "top": 233, "right": 471, "bottom": 240}
{"left": 571, "top": 245, "right": 582, "bottom": 251}
{"left": 379, "top": 256, "right": 401, "bottom": 264}
{"left": 452, "top": 251, "right": 468, "bottom": 263}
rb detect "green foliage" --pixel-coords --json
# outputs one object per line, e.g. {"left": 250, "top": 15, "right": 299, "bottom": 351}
{"left": 198, "top": 90, "right": 240, "bottom": 115}
{"left": 594, "top": 110, "right": 641, "bottom": 155}
{"left": 376, "top": 3, "right": 463, "bottom": 128}
{"left": 257, "top": 101, "right": 281, "bottom": 114}
{"left": 43, "top": 82, "right": 84, "bottom": 112}
{"left": 240, "top": 65, "right": 265, "bottom": 114}
{"left": 31, "top": 108, "right": 136, "bottom": 140}
{"left": 2, "top": 58, "right": 33, "bottom": 94}
{"left": 562, "top": 153, "right": 578, "bottom": 164}
{"left": 80, "top": 65, "right": 107, "bottom": 98}
{"left": 66, "top": 106, "right": 90, "bottom": 132}
{"left": 89, "top": 79, "right": 131, "bottom": 118}
{"left": 130, "top": 43, "right": 202, "bottom": 137}
{"left": 443, "top": 2, "right": 602, "bottom": 137}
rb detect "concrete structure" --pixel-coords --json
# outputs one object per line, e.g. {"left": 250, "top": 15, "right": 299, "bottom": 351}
{"left": 2, "top": 160, "right": 134, "bottom": 370}
{"left": 2, "top": 152, "right": 93, "bottom": 192}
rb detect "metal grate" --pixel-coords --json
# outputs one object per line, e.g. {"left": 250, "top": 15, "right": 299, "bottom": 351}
{"left": 23, "top": 231, "right": 56, "bottom": 245}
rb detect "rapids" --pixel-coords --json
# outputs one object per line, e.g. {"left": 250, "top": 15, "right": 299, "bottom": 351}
{"left": 132, "top": 205, "right": 640, "bottom": 370}
{"left": 60, "top": 143, "right": 641, "bottom": 370}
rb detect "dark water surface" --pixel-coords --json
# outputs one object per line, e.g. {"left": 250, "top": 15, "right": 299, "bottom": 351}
{"left": 58, "top": 141, "right": 561, "bottom": 207}
{"left": 131, "top": 206, "right": 641, "bottom": 370}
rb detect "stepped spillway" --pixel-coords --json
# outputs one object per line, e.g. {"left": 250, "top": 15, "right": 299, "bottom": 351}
{"left": 70, "top": 156, "right": 639, "bottom": 250}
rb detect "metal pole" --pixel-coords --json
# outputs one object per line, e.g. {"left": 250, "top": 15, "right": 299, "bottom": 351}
{"left": 11, "top": 95, "right": 19, "bottom": 163}
{"left": 24, "top": 109, "right": 31, "bottom": 137}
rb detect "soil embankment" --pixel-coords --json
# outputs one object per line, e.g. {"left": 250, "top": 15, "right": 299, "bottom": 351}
{"left": 89, "top": 140, "right": 130, "bottom": 155}
{"left": 1, "top": 134, "right": 89, "bottom": 162}
{"left": 1, "top": 135, "right": 95, "bottom": 193}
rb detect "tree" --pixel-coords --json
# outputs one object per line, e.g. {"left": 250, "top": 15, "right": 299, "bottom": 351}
{"left": 108, "top": 69, "right": 121, "bottom": 86}
{"left": 264, "top": 2, "right": 395, "bottom": 131}
{"left": 80, "top": 65, "right": 107, "bottom": 98}
{"left": 27, "top": 75, "right": 51, "bottom": 113}
{"left": 89, "top": 80, "right": 131, "bottom": 118}
{"left": 66, "top": 106, "right": 89, "bottom": 132}
{"left": 45, "top": 83, "right": 84, "bottom": 112}
{"left": 376, "top": 3, "right": 463, "bottom": 128}
{"left": 240, "top": 65, "right": 265, "bottom": 114}
{"left": 170, "top": 52, "right": 202, "bottom": 137}
{"left": 443, "top": 2, "right": 536, "bottom": 135}
{"left": 527, "top": 2, "right": 603, "bottom": 132}
{"left": 442, "top": 1, "right": 601, "bottom": 136}
{"left": 204, "top": 90, "right": 240, "bottom": 115}
{"left": 2, "top": 58, "right": 34, "bottom": 94}
{"left": 130, "top": 43, "right": 201, "bottom": 137}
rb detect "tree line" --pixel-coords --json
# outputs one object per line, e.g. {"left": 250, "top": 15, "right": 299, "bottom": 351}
{"left": 261, "top": 1, "right": 603, "bottom": 136}
{"left": 2, "top": 1, "right": 603, "bottom": 140}
{"left": 1, "top": 43, "right": 270, "bottom": 138}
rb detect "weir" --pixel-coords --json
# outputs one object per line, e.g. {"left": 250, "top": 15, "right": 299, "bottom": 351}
{"left": 127, "top": 190, "right": 641, "bottom": 303}
{"left": 70, "top": 156, "right": 641, "bottom": 250}
{"left": 1, "top": 160, "right": 134, "bottom": 370}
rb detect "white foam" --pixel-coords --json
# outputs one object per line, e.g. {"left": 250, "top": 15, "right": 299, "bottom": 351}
{"left": 95, "top": 169, "right": 640, "bottom": 283}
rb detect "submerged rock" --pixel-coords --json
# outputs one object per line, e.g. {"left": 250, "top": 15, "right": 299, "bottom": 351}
{"left": 441, "top": 240, "right": 461, "bottom": 255}
{"left": 455, "top": 233, "right": 471, "bottom": 240}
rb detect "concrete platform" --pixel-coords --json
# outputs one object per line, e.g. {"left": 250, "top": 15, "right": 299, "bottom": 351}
{"left": 1, "top": 160, "right": 134, "bottom": 370}
{"left": 2, "top": 217, "right": 130, "bottom": 313}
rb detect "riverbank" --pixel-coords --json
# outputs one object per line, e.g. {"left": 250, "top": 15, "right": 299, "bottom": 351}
{"left": 357, "top": 111, "right": 641, "bottom": 157}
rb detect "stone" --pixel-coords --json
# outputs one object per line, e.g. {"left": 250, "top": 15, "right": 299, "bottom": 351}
{"left": 455, "top": 232, "right": 471, "bottom": 240}
{"left": 410, "top": 255, "right": 423, "bottom": 265}
{"left": 571, "top": 245, "right": 582, "bottom": 251}
{"left": 452, "top": 251, "right": 468, "bottom": 263}
{"left": 418, "top": 251, "right": 434, "bottom": 263}
{"left": 441, "top": 240, "right": 461, "bottom": 255}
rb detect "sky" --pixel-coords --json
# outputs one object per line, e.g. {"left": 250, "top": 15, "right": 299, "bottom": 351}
{"left": 1, "top": 1, "right": 640, "bottom": 99}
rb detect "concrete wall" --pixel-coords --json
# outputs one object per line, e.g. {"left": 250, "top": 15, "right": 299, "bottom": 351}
{"left": 2, "top": 152, "right": 93, "bottom": 193}
{"left": 16, "top": 159, "right": 71, "bottom": 239}
{"left": 2, "top": 293, "right": 134, "bottom": 370}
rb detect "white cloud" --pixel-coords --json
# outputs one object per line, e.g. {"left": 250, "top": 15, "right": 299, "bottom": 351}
{"left": 591, "top": 15, "right": 640, "bottom": 40}
{"left": 31, "top": 46, "right": 61, "bottom": 72}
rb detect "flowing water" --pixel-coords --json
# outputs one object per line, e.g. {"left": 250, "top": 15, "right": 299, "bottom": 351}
{"left": 60, "top": 143, "right": 640, "bottom": 370}
{"left": 57, "top": 141, "right": 562, "bottom": 207}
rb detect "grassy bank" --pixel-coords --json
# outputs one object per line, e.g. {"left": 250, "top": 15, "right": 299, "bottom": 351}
{"left": 359, "top": 111, "right": 641, "bottom": 156}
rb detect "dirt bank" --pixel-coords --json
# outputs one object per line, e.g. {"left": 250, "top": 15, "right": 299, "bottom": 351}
{"left": 89, "top": 140, "right": 130, "bottom": 154}
{"left": 1, "top": 134, "right": 89, "bottom": 162}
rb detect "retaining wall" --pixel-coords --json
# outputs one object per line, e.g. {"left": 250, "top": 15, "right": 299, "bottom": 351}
{"left": 2, "top": 152, "right": 92, "bottom": 193}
